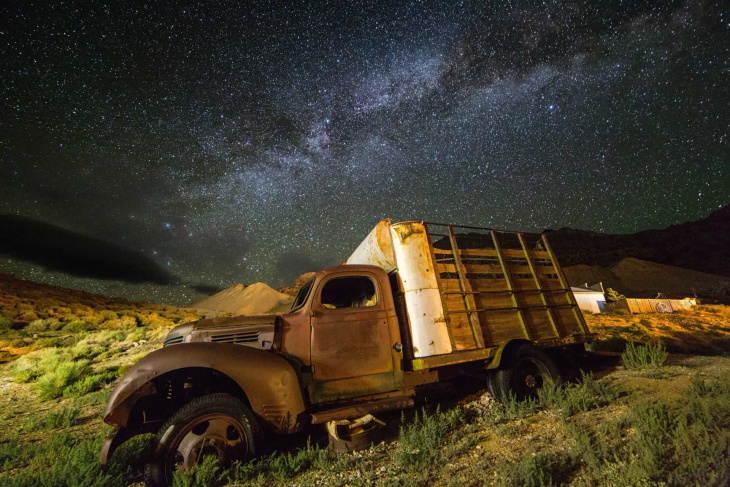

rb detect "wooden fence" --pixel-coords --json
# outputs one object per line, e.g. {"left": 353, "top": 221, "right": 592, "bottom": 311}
{"left": 605, "top": 298, "right": 696, "bottom": 313}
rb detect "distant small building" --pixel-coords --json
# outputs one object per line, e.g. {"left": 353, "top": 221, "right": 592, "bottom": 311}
{"left": 571, "top": 282, "right": 606, "bottom": 314}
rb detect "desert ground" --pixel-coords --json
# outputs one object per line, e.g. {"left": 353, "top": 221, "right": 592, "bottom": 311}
{"left": 0, "top": 273, "right": 729, "bottom": 486}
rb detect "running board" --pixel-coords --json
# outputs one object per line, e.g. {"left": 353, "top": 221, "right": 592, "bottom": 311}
{"left": 311, "top": 393, "right": 415, "bottom": 424}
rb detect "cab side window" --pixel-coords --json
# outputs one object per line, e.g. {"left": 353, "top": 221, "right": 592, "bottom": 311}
{"left": 320, "top": 277, "right": 377, "bottom": 309}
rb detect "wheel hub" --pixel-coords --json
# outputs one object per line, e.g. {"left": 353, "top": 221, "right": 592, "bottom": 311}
{"left": 171, "top": 414, "right": 247, "bottom": 471}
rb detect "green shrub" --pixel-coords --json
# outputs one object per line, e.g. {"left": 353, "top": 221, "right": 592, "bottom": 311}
{"left": 73, "top": 389, "right": 112, "bottom": 408}
{"left": 36, "top": 337, "right": 62, "bottom": 348}
{"left": 397, "top": 406, "right": 465, "bottom": 469}
{"left": 622, "top": 341, "right": 668, "bottom": 370}
{"left": 230, "top": 438, "right": 331, "bottom": 483}
{"left": 125, "top": 327, "right": 148, "bottom": 342}
{"left": 488, "top": 392, "right": 540, "bottom": 423}
{"left": 171, "top": 455, "right": 226, "bottom": 487}
{"left": 539, "top": 372, "right": 620, "bottom": 417}
{"left": 0, "top": 433, "right": 124, "bottom": 487}
{"left": 70, "top": 341, "right": 105, "bottom": 360}
{"left": 496, "top": 451, "right": 557, "bottom": 487}
{"left": 27, "top": 318, "right": 63, "bottom": 333}
{"left": 0, "top": 315, "right": 13, "bottom": 330}
{"left": 99, "top": 310, "right": 119, "bottom": 322}
{"left": 265, "top": 441, "right": 330, "bottom": 480}
{"left": 62, "top": 368, "right": 117, "bottom": 398}
{"left": 626, "top": 323, "right": 649, "bottom": 338}
{"left": 0, "top": 440, "right": 24, "bottom": 471}
{"left": 12, "top": 348, "right": 67, "bottom": 383}
{"left": 628, "top": 402, "right": 673, "bottom": 479}
{"left": 606, "top": 288, "right": 626, "bottom": 302}
{"left": 36, "top": 360, "right": 91, "bottom": 400}
{"left": 62, "top": 321, "right": 90, "bottom": 333}
{"left": 23, "top": 407, "right": 80, "bottom": 431}
{"left": 107, "top": 433, "right": 154, "bottom": 472}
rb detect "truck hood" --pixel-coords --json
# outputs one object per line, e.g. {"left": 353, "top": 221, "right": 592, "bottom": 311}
{"left": 163, "top": 314, "right": 278, "bottom": 350}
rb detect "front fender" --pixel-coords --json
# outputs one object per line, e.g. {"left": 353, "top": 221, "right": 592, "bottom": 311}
{"left": 104, "top": 342, "right": 307, "bottom": 433}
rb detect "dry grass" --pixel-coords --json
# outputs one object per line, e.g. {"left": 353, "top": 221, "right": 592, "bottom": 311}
{"left": 585, "top": 304, "right": 730, "bottom": 355}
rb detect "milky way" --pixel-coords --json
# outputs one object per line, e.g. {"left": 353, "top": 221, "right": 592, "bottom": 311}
{"left": 1, "top": 1, "right": 728, "bottom": 304}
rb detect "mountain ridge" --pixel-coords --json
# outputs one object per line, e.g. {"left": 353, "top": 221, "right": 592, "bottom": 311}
{"left": 548, "top": 205, "right": 730, "bottom": 277}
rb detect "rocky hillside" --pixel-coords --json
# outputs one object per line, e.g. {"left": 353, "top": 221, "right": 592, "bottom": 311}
{"left": 278, "top": 271, "right": 316, "bottom": 298}
{"left": 563, "top": 257, "right": 730, "bottom": 299}
{"left": 0, "top": 272, "right": 200, "bottom": 364}
{"left": 548, "top": 205, "right": 730, "bottom": 277}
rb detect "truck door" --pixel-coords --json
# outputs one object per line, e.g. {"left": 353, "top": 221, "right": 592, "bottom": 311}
{"left": 309, "top": 271, "right": 401, "bottom": 404}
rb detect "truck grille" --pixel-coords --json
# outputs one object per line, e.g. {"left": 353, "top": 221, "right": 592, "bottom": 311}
{"left": 211, "top": 330, "right": 260, "bottom": 344}
{"left": 163, "top": 335, "right": 184, "bottom": 347}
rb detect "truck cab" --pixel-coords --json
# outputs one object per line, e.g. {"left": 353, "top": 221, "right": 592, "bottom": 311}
{"left": 278, "top": 265, "right": 406, "bottom": 405}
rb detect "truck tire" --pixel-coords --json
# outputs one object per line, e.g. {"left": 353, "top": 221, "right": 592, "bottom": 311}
{"left": 488, "top": 344, "right": 562, "bottom": 400}
{"left": 145, "top": 393, "right": 262, "bottom": 487}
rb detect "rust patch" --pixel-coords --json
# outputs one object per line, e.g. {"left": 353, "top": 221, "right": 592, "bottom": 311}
{"left": 392, "top": 223, "right": 424, "bottom": 244}
{"left": 375, "top": 218, "right": 396, "bottom": 263}
{"left": 432, "top": 314, "right": 446, "bottom": 325}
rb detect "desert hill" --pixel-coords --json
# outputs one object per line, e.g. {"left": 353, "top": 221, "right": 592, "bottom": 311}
{"left": 0, "top": 272, "right": 199, "bottom": 329}
{"left": 190, "top": 282, "right": 293, "bottom": 316}
{"left": 548, "top": 205, "right": 730, "bottom": 278}
{"left": 564, "top": 257, "right": 730, "bottom": 299}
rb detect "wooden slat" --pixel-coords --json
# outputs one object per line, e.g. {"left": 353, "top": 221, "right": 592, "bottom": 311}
{"left": 463, "top": 263, "right": 506, "bottom": 274}
{"left": 518, "top": 233, "right": 560, "bottom": 338}
{"left": 501, "top": 248, "right": 530, "bottom": 258}
{"left": 448, "top": 226, "right": 484, "bottom": 349}
{"left": 542, "top": 234, "right": 590, "bottom": 334}
{"left": 532, "top": 266, "right": 560, "bottom": 275}
{"left": 505, "top": 265, "right": 535, "bottom": 275}
{"left": 436, "top": 263, "right": 454, "bottom": 272}
{"left": 458, "top": 248, "right": 498, "bottom": 257}
{"left": 477, "top": 310, "right": 527, "bottom": 346}
{"left": 443, "top": 264, "right": 557, "bottom": 276}
{"left": 469, "top": 280, "right": 511, "bottom": 292}
{"left": 491, "top": 230, "right": 532, "bottom": 341}
{"left": 473, "top": 294, "right": 514, "bottom": 310}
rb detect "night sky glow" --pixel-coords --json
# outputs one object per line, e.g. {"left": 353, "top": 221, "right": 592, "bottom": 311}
{"left": 1, "top": 1, "right": 728, "bottom": 305}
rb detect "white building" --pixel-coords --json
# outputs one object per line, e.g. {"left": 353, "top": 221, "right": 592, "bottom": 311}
{"left": 571, "top": 282, "right": 607, "bottom": 314}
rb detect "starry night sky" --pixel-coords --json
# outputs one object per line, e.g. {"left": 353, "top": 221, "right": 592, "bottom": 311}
{"left": 1, "top": 1, "right": 728, "bottom": 305}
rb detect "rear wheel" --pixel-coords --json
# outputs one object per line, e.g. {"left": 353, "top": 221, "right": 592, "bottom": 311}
{"left": 145, "top": 393, "right": 262, "bottom": 487}
{"left": 488, "top": 344, "right": 562, "bottom": 400}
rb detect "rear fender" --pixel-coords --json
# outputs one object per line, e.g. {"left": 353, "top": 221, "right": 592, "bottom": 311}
{"left": 486, "top": 339, "right": 531, "bottom": 369}
{"left": 104, "top": 343, "right": 307, "bottom": 434}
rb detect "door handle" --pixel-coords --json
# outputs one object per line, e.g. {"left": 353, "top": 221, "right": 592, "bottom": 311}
{"left": 393, "top": 342, "right": 403, "bottom": 353}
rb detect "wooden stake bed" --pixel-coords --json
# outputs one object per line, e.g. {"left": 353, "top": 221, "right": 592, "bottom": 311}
{"left": 410, "top": 222, "right": 592, "bottom": 371}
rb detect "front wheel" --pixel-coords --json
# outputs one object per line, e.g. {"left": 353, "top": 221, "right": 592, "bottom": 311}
{"left": 488, "top": 344, "right": 562, "bottom": 400}
{"left": 145, "top": 393, "right": 262, "bottom": 487}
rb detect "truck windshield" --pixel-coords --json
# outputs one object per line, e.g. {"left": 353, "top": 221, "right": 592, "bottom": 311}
{"left": 290, "top": 278, "right": 314, "bottom": 312}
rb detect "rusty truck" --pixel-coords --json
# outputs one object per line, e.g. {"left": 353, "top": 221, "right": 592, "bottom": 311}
{"left": 101, "top": 219, "right": 594, "bottom": 485}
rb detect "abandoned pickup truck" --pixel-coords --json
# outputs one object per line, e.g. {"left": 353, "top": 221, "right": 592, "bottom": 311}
{"left": 101, "top": 219, "right": 593, "bottom": 485}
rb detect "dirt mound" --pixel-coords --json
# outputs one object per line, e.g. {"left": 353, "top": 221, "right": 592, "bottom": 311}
{"left": 564, "top": 257, "right": 730, "bottom": 298}
{"left": 190, "top": 282, "right": 292, "bottom": 316}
